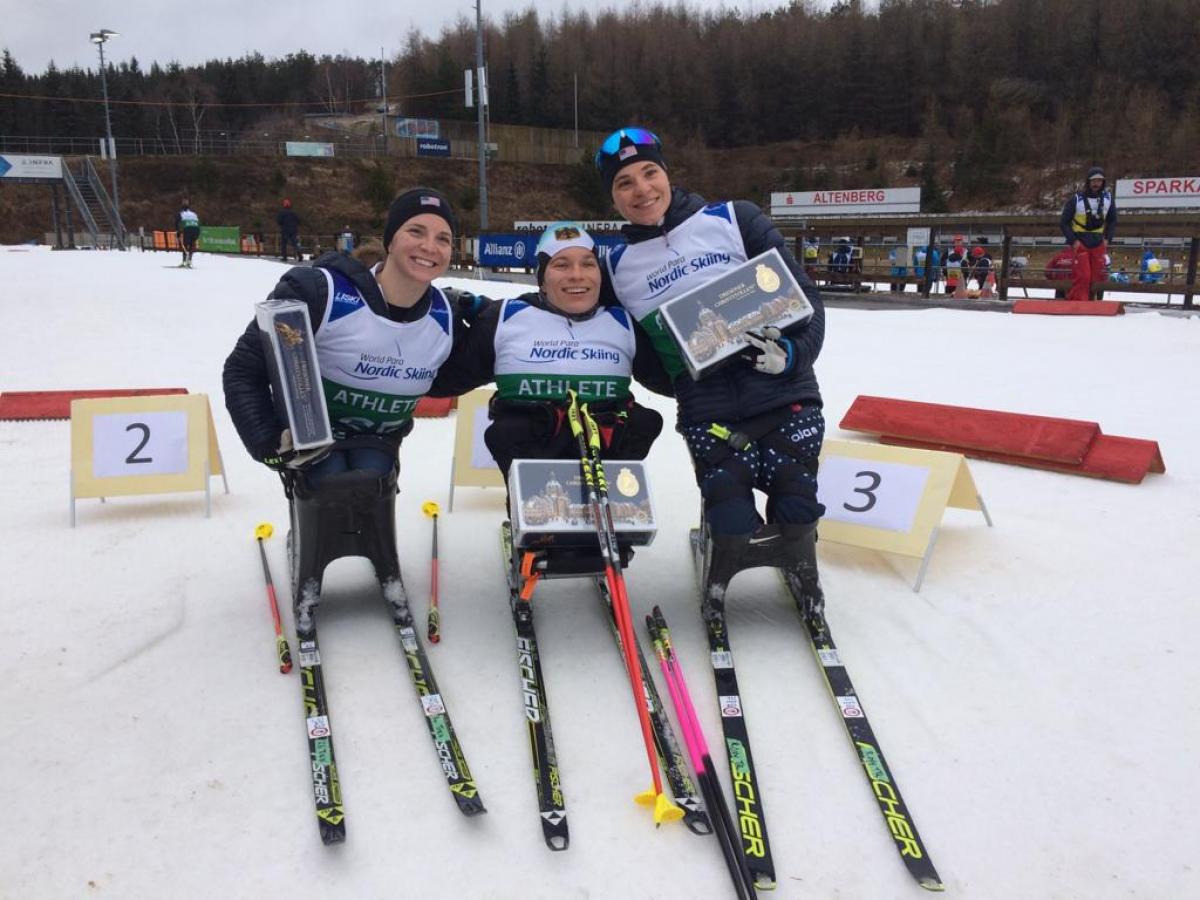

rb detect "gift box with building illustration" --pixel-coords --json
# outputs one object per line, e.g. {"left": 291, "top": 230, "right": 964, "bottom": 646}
{"left": 509, "top": 459, "right": 657, "bottom": 548}
{"left": 659, "top": 247, "right": 815, "bottom": 379}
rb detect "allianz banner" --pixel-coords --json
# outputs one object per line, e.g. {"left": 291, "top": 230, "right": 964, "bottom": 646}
{"left": 479, "top": 234, "right": 538, "bottom": 267}
{"left": 198, "top": 226, "right": 241, "bottom": 254}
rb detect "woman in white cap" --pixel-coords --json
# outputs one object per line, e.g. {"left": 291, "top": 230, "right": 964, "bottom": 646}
{"left": 434, "top": 221, "right": 667, "bottom": 479}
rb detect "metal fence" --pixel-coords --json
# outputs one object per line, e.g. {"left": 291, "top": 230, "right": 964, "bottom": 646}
{"left": 0, "top": 125, "right": 598, "bottom": 165}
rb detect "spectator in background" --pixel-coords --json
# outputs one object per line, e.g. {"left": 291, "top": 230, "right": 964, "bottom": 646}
{"left": 888, "top": 245, "right": 907, "bottom": 293}
{"left": 969, "top": 243, "right": 992, "bottom": 291}
{"left": 1060, "top": 166, "right": 1117, "bottom": 301}
{"left": 831, "top": 238, "right": 853, "bottom": 275}
{"left": 1139, "top": 249, "right": 1164, "bottom": 284}
{"left": 944, "top": 240, "right": 965, "bottom": 296}
{"left": 1044, "top": 246, "right": 1075, "bottom": 298}
{"left": 277, "top": 198, "right": 302, "bottom": 262}
{"left": 926, "top": 244, "right": 941, "bottom": 293}
{"left": 802, "top": 237, "right": 820, "bottom": 282}
{"left": 1110, "top": 267, "right": 1131, "bottom": 284}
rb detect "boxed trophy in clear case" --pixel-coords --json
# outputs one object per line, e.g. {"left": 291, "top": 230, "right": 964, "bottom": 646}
{"left": 508, "top": 459, "right": 657, "bottom": 548}
{"left": 658, "top": 247, "right": 814, "bottom": 379}
{"left": 254, "top": 298, "right": 334, "bottom": 451}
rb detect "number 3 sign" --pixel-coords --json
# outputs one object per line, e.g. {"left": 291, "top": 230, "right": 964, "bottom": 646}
{"left": 70, "top": 393, "right": 229, "bottom": 525}
{"left": 817, "top": 439, "right": 992, "bottom": 590}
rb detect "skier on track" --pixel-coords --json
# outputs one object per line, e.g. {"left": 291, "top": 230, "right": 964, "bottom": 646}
{"left": 594, "top": 127, "right": 828, "bottom": 616}
{"left": 175, "top": 200, "right": 200, "bottom": 268}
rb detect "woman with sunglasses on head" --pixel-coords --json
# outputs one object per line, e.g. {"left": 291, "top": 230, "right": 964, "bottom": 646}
{"left": 595, "top": 127, "right": 827, "bottom": 617}
{"left": 430, "top": 221, "right": 668, "bottom": 481}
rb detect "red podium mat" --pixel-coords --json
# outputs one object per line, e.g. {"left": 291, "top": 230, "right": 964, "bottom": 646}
{"left": 414, "top": 397, "right": 455, "bottom": 418}
{"left": 840, "top": 395, "right": 1100, "bottom": 463}
{"left": 882, "top": 434, "right": 1166, "bottom": 484}
{"left": 0, "top": 388, "right": 189, "bottom": 420}
{"left": 1012, "top": 300, "right": 1124, "bottom": 316}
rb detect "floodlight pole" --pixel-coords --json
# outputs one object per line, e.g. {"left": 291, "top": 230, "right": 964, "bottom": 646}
{"left": 90, "top": 29, "right": 123, "bottom": 249}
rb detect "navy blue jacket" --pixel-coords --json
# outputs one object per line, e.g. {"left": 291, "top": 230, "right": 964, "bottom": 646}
{"left": 610, "top": 188, "right": 825, "bottom": 427}
{"left": 1060, "top": 189, "right": 1117, "bottom": 248}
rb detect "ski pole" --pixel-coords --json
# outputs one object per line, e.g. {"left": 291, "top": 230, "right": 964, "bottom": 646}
{"left": 649, "top": 608, "right": 757, "bottom": 898}
{"left": 567, "top": 392, "right": 681, "bottom": 826}
{"left": 423, "top": 500, "right": 441, "bottom": 643}
{"left": 253, "top": 522, "right": 293, "bottom": 674}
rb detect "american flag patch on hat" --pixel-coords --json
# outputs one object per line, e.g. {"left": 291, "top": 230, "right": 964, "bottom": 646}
{"left": 618, "top": 145, "right": 638, "bottom": 161}
{"left": 420, "top": 196, "right": 441, "bottom": 206}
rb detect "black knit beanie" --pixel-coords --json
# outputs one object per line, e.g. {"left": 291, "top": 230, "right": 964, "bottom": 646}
{"left": 598, "top": 134, "right": 668, "bottom": 195}
{"left": 383, "top": 187, "right": 457, "bottom": 249}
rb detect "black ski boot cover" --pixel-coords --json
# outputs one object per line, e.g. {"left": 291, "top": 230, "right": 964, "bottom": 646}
{"left": 781, "top": 521, "right": 824, "bottom": 619}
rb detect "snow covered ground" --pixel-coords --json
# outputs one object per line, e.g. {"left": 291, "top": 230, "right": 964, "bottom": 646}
{"left": 1, "top": 245, "right": 1197, "bottom": 900}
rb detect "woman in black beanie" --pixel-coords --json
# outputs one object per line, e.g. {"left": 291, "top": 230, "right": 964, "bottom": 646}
{"left": 223, "top": 186, "right": 469, "bottom": 481}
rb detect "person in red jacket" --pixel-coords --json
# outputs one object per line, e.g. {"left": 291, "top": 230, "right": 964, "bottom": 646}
{"left": 1044, "top": 247, "right": 1075, "bottom": 299}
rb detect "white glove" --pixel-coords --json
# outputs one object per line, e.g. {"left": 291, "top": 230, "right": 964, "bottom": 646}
{"left": 741, "top": 327, "right": 793, "bottom": 375}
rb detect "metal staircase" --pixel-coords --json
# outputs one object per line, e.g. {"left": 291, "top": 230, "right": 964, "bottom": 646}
{"left": 62, "top": 157, "right": 126, "bottom": 248}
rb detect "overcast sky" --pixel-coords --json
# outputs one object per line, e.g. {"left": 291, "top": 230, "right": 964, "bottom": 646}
{"left": 4, "top": 1, "right": 799, "bottom": 73}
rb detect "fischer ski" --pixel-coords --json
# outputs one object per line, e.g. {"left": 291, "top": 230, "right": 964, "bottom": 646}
{"left": 501, "top": 522, "right": 570, "bottom": 850}
{"left": 294, "top": 579, "right": 346, "bottom": 845}
{"left": 382, "top": 575, "right": 486, "bottom": 818}
{"left": 690, "top": 528, "right": 777, "bottom": 891}
{"left": 781, "top": 574, "right": 943, "bottom": 891}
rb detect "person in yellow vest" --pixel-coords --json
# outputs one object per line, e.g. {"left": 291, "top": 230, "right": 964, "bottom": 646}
{"left": 1059, "top": 166, "right": 1117, "bottom": 302}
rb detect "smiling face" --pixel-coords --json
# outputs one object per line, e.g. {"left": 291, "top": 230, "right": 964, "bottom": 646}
{"left": 542, "top": 247, "right": 601, "bottom": 315}
{"left": 610, "top": 161, "right": 672, "bottom": 226}
{"left": 385, "top": 213, "right": 452, "bottom": 285}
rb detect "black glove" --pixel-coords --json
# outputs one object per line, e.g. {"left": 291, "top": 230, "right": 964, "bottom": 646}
{"left": 257, "top": 429, "right": 330, "bottom": 470}
{"left": 740, "top": 327, "right": 795, "bottom": 375}
{"left": 445, "top": 288, "right": 486, "bottom": 321}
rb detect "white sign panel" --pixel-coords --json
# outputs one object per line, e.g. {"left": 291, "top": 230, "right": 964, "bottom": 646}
{"left": 770, "top": 187, "right": 921, "bottom": 217}
{"left": 92, "top": 411, "right": 189, "bottom": 477}
{"left": 0, "top": 154, "right": 63, "bottom": 180}
{"left": 470, "top": 403, "right": 497, "bottom": 469}
{"left": 817, "top": 455, "right": 931, "bottom": 533}
{"left": 285, "top": 142, "right": 335, "bottom": 158}
{"left": 514, "top": 220, "right": 627, "bottom": 232}
{"left": 1115, "top": 177, "right": 1200, "bottom": 209}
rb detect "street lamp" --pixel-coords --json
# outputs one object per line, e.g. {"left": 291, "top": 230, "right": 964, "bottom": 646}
{"left": 89, "top": 28, "right": 123, "bottom": 248}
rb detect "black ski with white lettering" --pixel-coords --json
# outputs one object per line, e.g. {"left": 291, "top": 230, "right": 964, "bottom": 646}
{"left": 293, "top": 581, "right": 346, "bottom": 845}
{"left": 502, "top": 522, "right": 570, "bottom": 850}
{"left": 381, "top": 575, "right": 487, "bottom": 817}
{"left": 690, "top": 528, "right": 776, "bottom": 891}
{"left": 781, "top": 573, "right": 943, "bottom": 891}
{"left": 595, "top": 576, "right": 713, "bottom": 837}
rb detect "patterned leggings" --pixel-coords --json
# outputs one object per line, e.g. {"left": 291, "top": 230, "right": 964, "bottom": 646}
{"left": 679, "top": 405, "right": 825, "bottom": 535}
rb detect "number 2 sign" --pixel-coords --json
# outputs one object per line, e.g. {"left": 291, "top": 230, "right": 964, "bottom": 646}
{"left": 92, "top": 411, "right": 190, "bottom": 477}
{"left": 70, "top": 394, "right": 228, "bottom": 525}
{"left": 816, "top": 439, "right": 992, "bottom": 590}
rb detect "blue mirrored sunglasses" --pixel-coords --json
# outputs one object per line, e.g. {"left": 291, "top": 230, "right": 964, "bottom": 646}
{"left": 594, "top": 127, "right": 661, "bottom": 170}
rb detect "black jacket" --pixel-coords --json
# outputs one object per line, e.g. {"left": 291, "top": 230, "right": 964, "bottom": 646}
{"left": 612, "top": 187, "right": 825, "bottom": 427}
{"left": 222, "top": 252, "right": 468, "bottom": 460}
{"left": 277, "top": 208, "right": 300, "bottom": 234}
